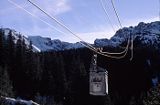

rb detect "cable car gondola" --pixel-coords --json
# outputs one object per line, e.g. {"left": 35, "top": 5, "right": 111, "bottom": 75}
{"left": 89, "top": 53, "right": 108, "bottom": 96}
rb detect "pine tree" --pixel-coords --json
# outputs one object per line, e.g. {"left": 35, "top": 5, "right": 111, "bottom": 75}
{"left": 5, "top": 30, "right": 15, "bottom": 76}
{"left": 29, "top": 40, "right": 33, "bottom": 52}
{"left": 143, "top": 85, "right": 160, "bottom": 105}
{"left": 0, "top": 29, "right": 5, "bottom": 67}
{"left": 0, "top": 66, "right": 14, "bottom": 97}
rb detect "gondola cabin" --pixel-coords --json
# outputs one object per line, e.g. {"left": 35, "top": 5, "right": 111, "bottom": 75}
{"left": 89, "top": 53, "right": 108, "bottom": 96}
{"left": 89, "top": 67, "right": 108, "bottom": 96}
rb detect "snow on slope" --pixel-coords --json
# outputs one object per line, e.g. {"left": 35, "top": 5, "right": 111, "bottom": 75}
{"left": 28, "top": 36, "right": 59, "bottom": 51}
{"left": 0, "top": 96, "right": 39, "bottom": 105}
{"left": 28, "top": 36, "right": 84, "bottom": 51}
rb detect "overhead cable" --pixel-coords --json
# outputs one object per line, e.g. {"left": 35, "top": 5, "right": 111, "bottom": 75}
{"left": 159, "top": 0, "right": 160, "bottom": 21}
{"left": 99, "top": 0, "right": 131, "bottom": 55}
{"left": 7, "top": 0, "right": 66, "bottom": 35}
{"left": 110, "top": 0, "right": 123, "bottom": 28}
{"left": 99, "top": 0, "right": 116, "bottom": 32}
{"left": 101, "top": 35, "right": 130, "bottom": 55}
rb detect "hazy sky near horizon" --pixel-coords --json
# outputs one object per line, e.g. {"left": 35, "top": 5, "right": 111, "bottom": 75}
{"left": 0, "top": 0, "right": 159, "bottom": 43}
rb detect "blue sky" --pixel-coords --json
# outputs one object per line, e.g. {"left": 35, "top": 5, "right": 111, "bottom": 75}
{"left": 0, "top": 0, "right": 159, "bottom": 43}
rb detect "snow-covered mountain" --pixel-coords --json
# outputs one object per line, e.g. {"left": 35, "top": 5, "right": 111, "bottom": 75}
{"left": 1, "top": 28, "right": 84, "bottom": 52}
{"left": 95, "top": 21, "right": 160, "bottom": 48}
{"left": 2, "top": 21, "right": 160, "bottom": 52}
{"left": 28, "top": 36, "right": 84, "bottom": 51}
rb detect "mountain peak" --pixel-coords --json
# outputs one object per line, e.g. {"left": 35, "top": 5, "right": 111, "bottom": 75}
{"left": 95, "top": 21, "right": 160, "bottom": 48}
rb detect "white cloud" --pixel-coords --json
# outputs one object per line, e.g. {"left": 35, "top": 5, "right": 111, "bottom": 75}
{"left": 32, "top": 0, "right": 71, "bottom": 16}
{"left": 54, "top": 0, "right": 71, "bottom": 15}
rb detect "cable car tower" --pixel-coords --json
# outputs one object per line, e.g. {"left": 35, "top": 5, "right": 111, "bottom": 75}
{"left": 89, "top": 52, "right": 108, "bottom": 96}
